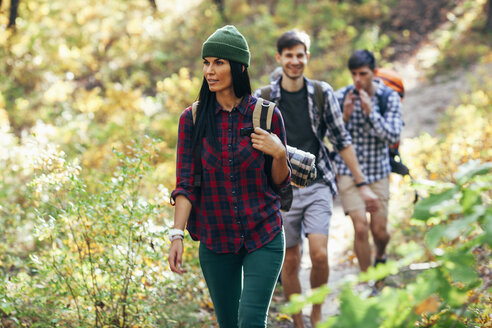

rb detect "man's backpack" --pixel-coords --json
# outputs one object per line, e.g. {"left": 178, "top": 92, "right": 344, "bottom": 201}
{"left": 191, "top": 99, "right": 317, "bottom": 212}
{"left": 375, "top": 67, "right": 404, "bottom": 98}
{"left": 340, "top": 68, "right": 409, "bottom": 176}
{"left": 374, "top": 68, "right": 408, "bottom": 176}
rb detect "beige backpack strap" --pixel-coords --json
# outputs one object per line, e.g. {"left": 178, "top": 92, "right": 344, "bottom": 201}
{"left": 191, "top": 101, "right": 199, "bottom": 124}
{"left": 252, "top": 97, "right": 275, "bottom": 131}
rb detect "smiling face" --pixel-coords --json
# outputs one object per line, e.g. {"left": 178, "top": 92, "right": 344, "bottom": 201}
{"left": 350, "top": 65, "right": 374, "bottom": 93}
{"left": 203, "top": 57, "right": 233, "bottom": 94}
{"left": 276, "top": 44, "right": 309, "bottom": 81}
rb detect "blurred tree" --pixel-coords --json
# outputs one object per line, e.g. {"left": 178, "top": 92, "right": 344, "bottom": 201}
{"left": 212, "top": 0, "right": 228, "bottom": 22}
{"left": 485, "top": 0, "right": 492, "bottom": 31}
{"left": 249, "top": 0, "right": 278, "bottom": 14}
{"left": 5, "top": 0, "right": 20, "bottom": 28}
{"left": 148, "top": 0, "right": 156, "bottom": 9}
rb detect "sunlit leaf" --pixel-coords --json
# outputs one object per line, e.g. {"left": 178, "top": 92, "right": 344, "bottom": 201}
{"left": 358, "top": 260, "right": 399, "bottom": 282}
{"left": 425, "top": 224, "right": 446, "bottom": 249}
{"left": 414, "top": 295, "right": 441, "bottom": 315}
{"left": 454, "top": 160, "right": 492, "bottom": 184}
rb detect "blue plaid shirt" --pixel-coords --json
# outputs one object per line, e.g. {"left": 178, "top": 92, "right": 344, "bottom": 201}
{"left": 334, "top": 79, "right": 404, "bottom": 183}
{"left": 254, "top": 77, "right": 352, "bottom": 197}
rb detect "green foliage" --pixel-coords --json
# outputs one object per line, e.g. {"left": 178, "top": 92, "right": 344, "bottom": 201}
{"left": 0, "top": 138, "right": 212, "bottom": 327}
{"left": 283, "top": 161, "right": 491, "bottom": 327}
{"left": 1, "top": 0, "right": 491, "bottom": 326}
{"left": 429, "top": 0, "right": 492, "bottom": 76}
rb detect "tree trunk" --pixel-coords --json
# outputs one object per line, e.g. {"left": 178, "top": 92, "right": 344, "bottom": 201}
{"left": 212, "top": 0, "right": 227, "bottom": 23}
{"left": 8, "top": 0, "right": 20, "bottom": 28}
{"left": 148, "top": 0, "right": 156, "bottom": 9}
{"left": 485, "top": 0, "right": 492, "bottom": 32}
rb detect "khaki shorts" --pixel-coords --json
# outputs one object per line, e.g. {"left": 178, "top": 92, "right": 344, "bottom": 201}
{"left": 336, "top": 175, "right": 389, "bottom": 217}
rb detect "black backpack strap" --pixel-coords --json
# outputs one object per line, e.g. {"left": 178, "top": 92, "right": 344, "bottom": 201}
{"left": 312, "top": 81, "right": 326, "bottom": 117}
{"left": 376, "top": 86, "right": 393, "bottom": 116}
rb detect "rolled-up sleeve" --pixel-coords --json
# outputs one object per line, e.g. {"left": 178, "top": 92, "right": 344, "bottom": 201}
{"left": 324, "top": 86, "right": 352, "bottom": 151}
{"left": 271, "top": 106, "right": 291, "bottom": 188}
{"left": 170, "top": 107, "right": 197, "bottom": 205}
{"left": 368, "top": 91, "right": 403, "bottom": 144}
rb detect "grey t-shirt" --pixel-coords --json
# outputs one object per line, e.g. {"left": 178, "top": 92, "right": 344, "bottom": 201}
{"left": 279, "top": 84, "right": 320, "bottom": 164}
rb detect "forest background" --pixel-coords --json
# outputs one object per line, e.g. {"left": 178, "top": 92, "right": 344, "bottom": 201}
{"left": 0, "top": 0, "right": 491, "bottom": 327}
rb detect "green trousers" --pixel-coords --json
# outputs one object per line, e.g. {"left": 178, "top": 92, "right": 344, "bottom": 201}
{"left": 199, "top": 231, "right": 285, "bottom": 328}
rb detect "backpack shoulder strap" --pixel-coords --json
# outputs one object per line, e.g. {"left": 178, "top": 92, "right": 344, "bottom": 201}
{"left": 191, "top": 101, "right": 199, "bottom": 124}
{"left": 253, "top": 97, "right": 275, "bottom": 131}
{"left": 312, "top": 80, "right": 326, "bottom": 117}
{"left": 376, "top": 86, "right": 394, "bottom": 116}
{"left": 254, "top": 97, "right": 276, "bottom": 192}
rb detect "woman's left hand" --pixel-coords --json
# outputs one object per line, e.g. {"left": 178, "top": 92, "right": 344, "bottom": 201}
{"left": 251, "top": 127, "right": 286, "bottom": 160}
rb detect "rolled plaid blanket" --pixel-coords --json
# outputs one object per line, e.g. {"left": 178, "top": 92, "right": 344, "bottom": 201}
{"left": 286, "top": 145, "right": 317, "bottom": 188}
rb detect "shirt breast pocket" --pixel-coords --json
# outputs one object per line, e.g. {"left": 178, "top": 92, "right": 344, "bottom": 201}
{"left": 201, "top": 138, "right": 222, "bottom": 171}
{"left": 238, "top": 136, "right": 263, "bottom": 169}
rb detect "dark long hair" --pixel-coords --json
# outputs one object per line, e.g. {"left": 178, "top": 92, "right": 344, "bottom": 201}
{"left": 191, "top": 60, "right": 252, "bottom": 151}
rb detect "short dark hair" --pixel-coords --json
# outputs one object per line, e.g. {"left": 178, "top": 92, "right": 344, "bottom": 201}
{"left": 348, "top": 50, "right": 376, "bottom": 71}
{"left": 276, "top": 30, "right": 311, "bottom": 54}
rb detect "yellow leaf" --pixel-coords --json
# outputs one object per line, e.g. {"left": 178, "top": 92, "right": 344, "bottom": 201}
{"left": 414, "top": 295, "right": 441, "bottom": 315}
{"left": 277, "top": 313, "right": 292, "bottom": 321}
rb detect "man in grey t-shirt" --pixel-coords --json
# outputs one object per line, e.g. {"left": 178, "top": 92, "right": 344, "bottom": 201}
{"left": 254, "top": 30, "right": 379, "bottom": 327}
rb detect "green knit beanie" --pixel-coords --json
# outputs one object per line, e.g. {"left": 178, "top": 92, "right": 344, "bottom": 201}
{"left": 202, "top": 25, "right": 250, "bottom": 67}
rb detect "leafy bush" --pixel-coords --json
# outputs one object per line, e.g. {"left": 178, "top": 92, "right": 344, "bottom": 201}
{"left": 0, "top": 138, "right": 213, "bottom": 327}
{"left": 283, "top": 160, "right": 491, "bottom": 328}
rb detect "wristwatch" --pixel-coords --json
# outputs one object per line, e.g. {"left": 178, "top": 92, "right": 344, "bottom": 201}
{"left": 168, "top": 228, "right": 184, "bottom": 242}
{"left": 355, "top": 181, "right": 368, "bottom": 188}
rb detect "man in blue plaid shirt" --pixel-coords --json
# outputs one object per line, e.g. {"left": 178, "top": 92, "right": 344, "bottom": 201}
{"left": 334, "top": 50, "right": 404, "bottom": 273}
{"left": 255, "top": 31, "right": 379, "bottom": 328}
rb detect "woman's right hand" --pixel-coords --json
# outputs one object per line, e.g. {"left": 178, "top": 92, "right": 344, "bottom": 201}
{"left": 168, "top": 239, "right": 187, "bottom": 274}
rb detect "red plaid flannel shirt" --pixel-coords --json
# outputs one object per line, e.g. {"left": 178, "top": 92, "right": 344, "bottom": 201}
{"left": 171, "top": 95, "right": 290, "bottom": 254}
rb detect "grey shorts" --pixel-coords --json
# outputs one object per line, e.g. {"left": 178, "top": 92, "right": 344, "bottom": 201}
{"left": 282, "top": 182, "right": 333, "bottom": 248}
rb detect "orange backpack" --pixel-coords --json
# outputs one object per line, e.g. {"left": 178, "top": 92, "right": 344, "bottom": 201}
{"left": 374, "top": 67, "right": 405, "bottom": 99}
